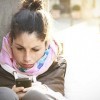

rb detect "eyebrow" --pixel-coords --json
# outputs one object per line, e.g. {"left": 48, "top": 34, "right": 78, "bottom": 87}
{"left": 15, "top": 43, "right": 40, "bottom": 49}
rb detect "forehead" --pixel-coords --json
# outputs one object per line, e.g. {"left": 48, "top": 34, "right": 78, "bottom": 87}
{"left": 12, "top": 32, "right": 45, "bottom": 47}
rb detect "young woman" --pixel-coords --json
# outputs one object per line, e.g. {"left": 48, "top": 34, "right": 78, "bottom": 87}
{"left": 0, "top": 0, "right": 67, "bottom": 100}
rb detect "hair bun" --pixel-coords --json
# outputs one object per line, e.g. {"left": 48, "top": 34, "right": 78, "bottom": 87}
{"left": 22, "top": 0, "right": 43, "bottom": 11}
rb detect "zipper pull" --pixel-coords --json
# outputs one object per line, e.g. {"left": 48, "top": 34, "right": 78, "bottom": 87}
{"left": 13, "top": 71, "right": 18, "bottom": 79}
{"left": 32, "top": 76, "right": 37, "bottom": 83}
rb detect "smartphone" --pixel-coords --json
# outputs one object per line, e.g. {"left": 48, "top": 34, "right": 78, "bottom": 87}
{"left": 15, "top": 78, "right": 32, "bottom": 88}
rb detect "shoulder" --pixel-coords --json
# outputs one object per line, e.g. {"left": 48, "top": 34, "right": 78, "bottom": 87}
{"left": 50, "top": 55, "right": 67, "bottom": 71}
{"left": 0, "top": 65, "right": 13, "bottom": 77}
{"left": 56, "top": 55, "right": 67, "bottom": 67}
{"left": 38, "top": 55, "right": 67, "bottom": 78}
{"left": 0, "top": 65, "right": 15, "bottom": 88}
{"left": 0, "top": 65, "right": 5, "bottom": 73}
{"left": 42, "top": 55, "right": 67, "bottom": 77}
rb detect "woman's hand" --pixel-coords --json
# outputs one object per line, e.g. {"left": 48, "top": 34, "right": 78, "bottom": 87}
{"left": 12, "top": 85, "right": 25, "bottom": 99}
{"left": 12, "top": 85, "right": 24, "bottom": 93}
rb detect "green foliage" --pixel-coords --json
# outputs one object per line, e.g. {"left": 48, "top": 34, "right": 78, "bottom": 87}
{"left": 52, "top": 4, "right": 60, "bottom": 10}
{"left": 72, "top": 5, "right": 81, "bottom": 11}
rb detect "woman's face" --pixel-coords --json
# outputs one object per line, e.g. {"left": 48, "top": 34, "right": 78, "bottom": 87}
{"left": 11, "top": 32, "right": 46, "bottom": 69}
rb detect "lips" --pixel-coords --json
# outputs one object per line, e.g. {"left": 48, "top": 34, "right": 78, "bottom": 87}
{"left": 21, "top": 64, "right": 34, "bottom": 68}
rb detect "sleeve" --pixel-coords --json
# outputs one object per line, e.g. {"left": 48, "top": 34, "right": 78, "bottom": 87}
{"left": 0, "top": 66, "right": 15, "bottom": 88}
{"left": 37, "top": 56, "right": 67, "bottom": 99}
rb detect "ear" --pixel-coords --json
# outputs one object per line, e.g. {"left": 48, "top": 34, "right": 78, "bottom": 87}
{"left": 8, "top": 34, "right": 12, "bottom": 46}
{"left": 45, "top": 40, "right": 50, "bottom": 49}
{"left": 45, "top": 34, "right": 52, "bottom": 49}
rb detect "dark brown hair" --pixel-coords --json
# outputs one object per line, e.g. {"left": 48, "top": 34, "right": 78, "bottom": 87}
{"left": 10, "top": 0, "right": 49, "bottom": 41}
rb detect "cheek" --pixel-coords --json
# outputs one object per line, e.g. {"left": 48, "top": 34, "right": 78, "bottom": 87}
{"left": 12, "top": 48, "right": 22, "bottom": 62}
{"left": 33, "top": 48, "right": 45, "bottom": 61}
{"left": 33, "top": 51, "right": 44, "bottom": 60}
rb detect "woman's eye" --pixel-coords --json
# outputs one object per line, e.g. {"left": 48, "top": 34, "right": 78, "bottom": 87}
{"left": 32, "top": 49, "right": 39, "bottom": 52}
{"left": 17, "top": 48, "right": 23, "bottom": 50}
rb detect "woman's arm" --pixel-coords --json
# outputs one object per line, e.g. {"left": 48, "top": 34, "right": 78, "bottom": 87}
{"left": 37, "top": 56, "right": 67, "bottom": 99}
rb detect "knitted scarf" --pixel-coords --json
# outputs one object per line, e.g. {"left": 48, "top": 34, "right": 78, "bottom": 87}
{"left": 0, "top": 34, "right": 58, "bottom": 76}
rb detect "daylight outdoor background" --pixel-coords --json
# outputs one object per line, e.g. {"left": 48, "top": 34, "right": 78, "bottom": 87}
{"left": 44, "top": 0, "right": 100, "bottom": 100}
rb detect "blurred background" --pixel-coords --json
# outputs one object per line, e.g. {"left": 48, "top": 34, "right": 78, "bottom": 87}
{"left": 43, "top": 0, "right": 100, "bottom": 31}
{"left": 43, "top": 0, "right": 100, "bottom": 100}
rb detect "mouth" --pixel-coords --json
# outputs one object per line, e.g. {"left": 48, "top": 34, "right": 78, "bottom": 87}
{"left": 21, "top": 64, "right": 34, "bottom": 68}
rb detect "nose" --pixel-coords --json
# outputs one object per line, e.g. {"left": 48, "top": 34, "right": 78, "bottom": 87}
{"left": 23, "top": 51, "right": 31, "bottom": 62}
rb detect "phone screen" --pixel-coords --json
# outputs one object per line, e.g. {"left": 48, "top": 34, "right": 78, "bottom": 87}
{"left": 16, "top": 78, "right": 32, "bottom": 88}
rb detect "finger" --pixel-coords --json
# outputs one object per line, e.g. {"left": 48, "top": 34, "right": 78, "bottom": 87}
{"left": 12, "top": 85, "right": 24, "bottom": 93}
